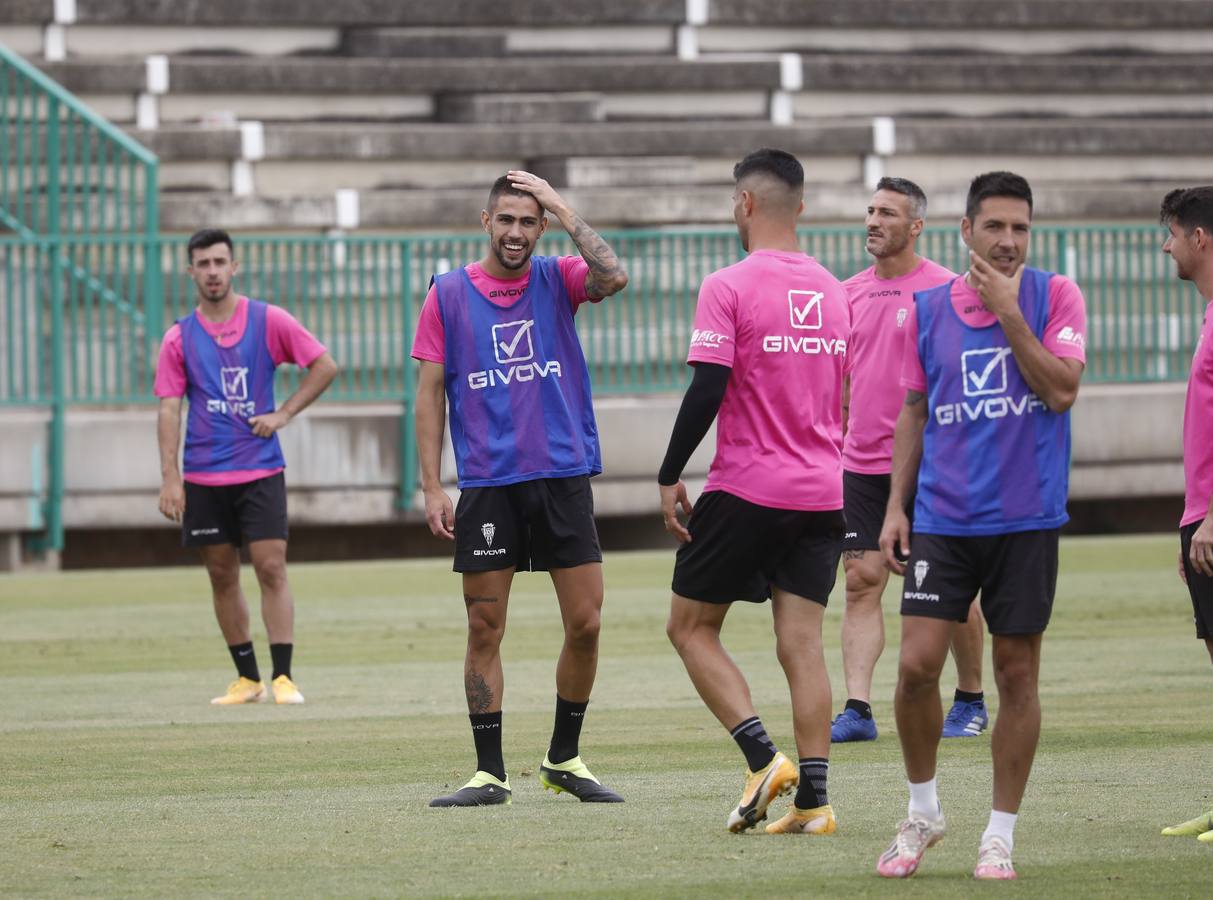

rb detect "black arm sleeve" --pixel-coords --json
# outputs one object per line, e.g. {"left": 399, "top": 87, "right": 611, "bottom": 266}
{"left": 657, "top": 362, "right": 731, "bottom": 486}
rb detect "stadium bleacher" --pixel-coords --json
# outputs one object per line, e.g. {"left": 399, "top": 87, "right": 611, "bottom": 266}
{"left": 5, "top": 0, "right": 1213, "bottom": 230}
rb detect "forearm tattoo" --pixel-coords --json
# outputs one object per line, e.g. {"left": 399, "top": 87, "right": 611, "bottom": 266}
{"left": 567, "top": 214, "right": 624, "bottom": 294}
{"left": 465, "top": 669, "right": 493, "bottom": 714}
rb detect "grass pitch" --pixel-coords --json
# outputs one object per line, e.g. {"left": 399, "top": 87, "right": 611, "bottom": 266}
{"left": 1, "top": 534, "right": 1210, "bottom": 897}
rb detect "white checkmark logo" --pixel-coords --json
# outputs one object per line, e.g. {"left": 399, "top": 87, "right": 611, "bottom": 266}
{"left": 491, "top": 320, "right": 534, "bottom": 364}
{"left": 961, "top": 347, "right": 1012, "bottom": 396}
{"left": 788, "top": 291, "right": 823, "bottom": 330}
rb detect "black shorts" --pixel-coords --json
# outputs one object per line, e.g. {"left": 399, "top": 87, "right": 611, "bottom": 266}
{"left": 842, "top": 470, "right": 913, "bottom": 552}
{"left": 1180, "top": 522, "right": 1213, "bottom": 639}
{"left": 671, "top": 490, "right": 844, "bottom": 606}
{"left": 182, "top": 472, "right": 289, "bottom": 548}
{"left": 900, "top": 529, "right": 1058, "bottom": 635}
{"left": 453, "top": 475, "right": 602, "bottom": 573}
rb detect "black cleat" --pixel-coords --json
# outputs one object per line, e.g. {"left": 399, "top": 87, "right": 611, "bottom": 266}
{"left": 429, "top": 771, "right": 512, "bottom": 807}
{"left": 538, "top": 755, "right": 624, "bottom": 803}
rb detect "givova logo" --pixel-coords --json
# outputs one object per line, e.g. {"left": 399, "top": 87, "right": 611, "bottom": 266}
{"left": 474, "top": 521, "right": 506, "bottom": 557}
{"left": 207, "top": 366, "right": 256, "bottom": 416}
{"left": 763, "top": 290, "right": 846, "bottom": 356}
{"left": 935, "top": 345, "right": 1046, "bottom": 426}
{"left": 469, "top": 319, "right": 563, "bottom": 390}
{"left": 904, "top": 558, "right": 940, "bottom": 603}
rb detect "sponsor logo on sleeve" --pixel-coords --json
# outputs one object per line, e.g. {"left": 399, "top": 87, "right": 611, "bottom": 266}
{"left": 1056, "top": 326, "right": 1085, "bottom": 348}
{"left": 690, "top": 329, "right": 730, "bottom": 350}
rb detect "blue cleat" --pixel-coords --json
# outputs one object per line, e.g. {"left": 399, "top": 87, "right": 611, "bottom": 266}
{"left": 942, "top": 698, "right": 988, "bottom": 737}
{"left": 830, "top": 708, "right": 878, "bottom": 743}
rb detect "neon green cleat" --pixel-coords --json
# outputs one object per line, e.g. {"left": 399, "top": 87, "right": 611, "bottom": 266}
{"left": 727, "top": 751, "right": 798, "bottom": 833}
{"left": 1162, "top": 810, "right": 1213, "bottom": 837}
{"left": 1198, "top": 829, "right": 1213, "bottom": 844}
{"left": 539, "top": 755, "right": 623, "bottom": 802}
{"left": 210, "top": 677, "right": 266, "bottom": 705}
{"left": 271, "top": 674, "right": 305, "bottom": 705}
{"left": 765, "top": 803, "right": 837, "bottom": 835}
{"left": 429, "top": 771, "right": 512, "bottom": 807}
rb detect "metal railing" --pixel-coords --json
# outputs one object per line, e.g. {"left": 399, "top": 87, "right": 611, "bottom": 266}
{"left": 1, "top": 43, "right": 160, "bottom": 552}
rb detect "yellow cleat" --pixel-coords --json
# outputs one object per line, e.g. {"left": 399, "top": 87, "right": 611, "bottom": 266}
{"left": 210, "top": 676, "right": 266, "bottom": 705}
{"left": 765, "top": 803, "right": 837, "bottom": 835}
{"left": 1198, "top": 830, "right": 1213, "bottom": 844}
{"left": 1162, "top": 810, "right": 1213, "bottom": 837}
{"left": 726, "top": 751, "right": 798, "bottom": 833}
{"left": 272, "top": 674, "right": 305, "bottom": 705}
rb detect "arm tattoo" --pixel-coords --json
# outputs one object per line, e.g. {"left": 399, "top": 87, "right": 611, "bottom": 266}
{"left": 463, "top": 594, "right": 498, "bottom": 606}
{"left": 904, "top": 390, "right": 925, "bottom": 406}
{"left": 567, "top": 213, "right": 624, "bottom": 296}
{"left": 465, "top": 669, "right": 493, "bottom": 714}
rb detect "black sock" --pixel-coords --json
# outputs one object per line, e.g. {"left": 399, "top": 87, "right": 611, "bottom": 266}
{"left": 470, "top": 712, "right": 506, "bottom": 781}
{"left": 228, "top": 642, "right": 260, "bottom": 682}
{"left": 954, "top": 689, "right": 984, "bottom": 705}
{"left": 547, "top": 695, "right": 588, "bottom": 765}
{"left": 730, "top": 716, "right": 777, "bottom": 772}
{"left": 844, "top": 698, "right": 873, "bottom": 719}
{"left": 270, "top": 643, "right": 293, "bottom": 680}
{"left": 795, "top": 757, "right": 829, "bottom": 810}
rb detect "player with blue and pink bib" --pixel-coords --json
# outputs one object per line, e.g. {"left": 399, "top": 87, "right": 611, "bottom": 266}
{"left": 876, "top": 173, "right": 1087, "bottom": 882}
{"left": 155, "top": 229, "right": 338, "bottom": 708}
{"left": 413, "top": 172, "right": 628, "bottom": 808}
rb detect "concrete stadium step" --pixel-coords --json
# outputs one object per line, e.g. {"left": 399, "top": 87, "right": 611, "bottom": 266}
{"left": 130, "top": 121, "right": 873, "bottom": 162}
{"left": 706, "top": 0, "right": 1213, "bottom": 29}
{"left": 342, "top": 27, "right": 507, "bottom": 58}
{"left": 67, "top": 0, "right": 687, "bottom": 27}
{"left": 435, "top": 93, "right": 604, "bottom": 124}
{"left": 527, "top": 156, "right": 701, "bottom": 188}
{"left": 35, "top": 55, "right": 782, "bottom": 95}
{"left": 155, "top": 180, "right": 1183, "bottom": 232}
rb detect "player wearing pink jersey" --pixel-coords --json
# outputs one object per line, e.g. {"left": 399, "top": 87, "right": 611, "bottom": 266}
{"left": 155, "top": 229, "right": 338, "bottom": 706}
{"left": 659, "top": 149, "right": 848, "bottom": 836}
{"left": 876, "top": 173, "right": 1087, "bottom": 881}
{"left": 831, "top": 178, "right": 988, "bottom": 744}
{"left": 1158, "top": 186, "right": 1213, "bottom": 844}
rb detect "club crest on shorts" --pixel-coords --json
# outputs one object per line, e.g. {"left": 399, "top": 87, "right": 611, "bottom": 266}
{"left": 481, "top": 522, "right": 496, "bottom": 547}
{"left": 914, "top": 559, "right": 929, "bottom": 589}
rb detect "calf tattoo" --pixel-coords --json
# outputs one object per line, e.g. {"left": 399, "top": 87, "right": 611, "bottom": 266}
{"left": 465, "top": 669, "right": 493, "bottom": 713}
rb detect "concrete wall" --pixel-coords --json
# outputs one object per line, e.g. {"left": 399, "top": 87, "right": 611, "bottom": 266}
{"left": 0, "top": 382, "right": 1186, "bottom": 563}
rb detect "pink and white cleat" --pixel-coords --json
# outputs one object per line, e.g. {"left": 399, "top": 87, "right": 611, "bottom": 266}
{"left": 876, "top": 815, "right": 947, "bottom": 878}
{"left": 973, "top": 836, "right": 1017, "bottom": 880}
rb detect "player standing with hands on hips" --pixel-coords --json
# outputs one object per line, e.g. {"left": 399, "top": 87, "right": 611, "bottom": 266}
{"left": 413, "top": 171, "right": 628, "bottom": 807}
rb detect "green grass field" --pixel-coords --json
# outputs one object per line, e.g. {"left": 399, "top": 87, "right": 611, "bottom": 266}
{"left": 1, "top": 535, "right": 1210, "bottom": 898}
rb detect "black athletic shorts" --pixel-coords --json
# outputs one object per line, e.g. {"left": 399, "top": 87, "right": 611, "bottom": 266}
{"left": 453, "top": 475, "right": 602, "bottom": 573}
{"left": 842, "top": 470, "right": 913, "bottom": 553}
{"left": 671, "top": 490, "right": 844, "bottom": 606}
{"left": 900, "top": 529, "right": 1059, "bottom": 635}
{"left": 182, "top": 472, "right": 289, "bottom": 548}
{"left": 1179, "top": 522, "right": 1213, "bottom": 639}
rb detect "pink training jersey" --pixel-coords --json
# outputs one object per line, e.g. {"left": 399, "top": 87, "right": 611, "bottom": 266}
{"left": 842, "top": 257, "right": 956, "bottom": 473}
{"left": 688, "top": 249, "right": 850, "bottom": 511}
{"left": 901, "top": 273, "right": 1088, "bottom": 391}
{"left": 1183, "top": 300, "right": 1213, "bottom": 527}
{"left": 154, "top": 295, "right": 327, "bottom": 486}
{"left": 411, "top": 257, "right": 593, "bottom": 364}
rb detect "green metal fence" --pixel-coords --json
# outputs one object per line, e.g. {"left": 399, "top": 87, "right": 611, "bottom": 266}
{"left": 1, "top": 43, "right": 160, "bottom": 553}
{"left": 1, "top": 223, "right": 1202, "bottom": 553}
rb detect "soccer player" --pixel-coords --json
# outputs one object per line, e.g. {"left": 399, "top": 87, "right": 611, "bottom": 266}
{"left": 832, "top": 177, "right": 988, "bottom": 744}
{"left": 155, "top": 228, "right": 339, "bottom": 705}
{"left": 414, "top": 171, "right": 628, "bottom": 808}
{"left": 660, "top": 148, "right": 849, "bottom": 836}
{"left": 1158, "top": 185, "right": 1213, "bottom": 844}
{"left": 875, "top": 172, "right": 1087, "bottom": 880}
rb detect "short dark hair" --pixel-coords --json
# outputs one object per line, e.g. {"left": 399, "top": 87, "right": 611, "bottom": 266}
{"left": 965, "top": 171, "right": 1033, "bottom": 222}
{"left": 1160, "top": 186, "right": 1213, "bottom": 234}
{"left": 875, "top": 176, "right": 927, "bottom": 219}
{"left": 733, "top": 148, "right": 804, "bottom": 190}
{"left": 487, "top": 175, "right": 541, "bottom": 215}
{"left": 187, "top": 228, "right": 233, "bottom": 262}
